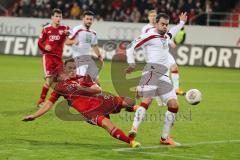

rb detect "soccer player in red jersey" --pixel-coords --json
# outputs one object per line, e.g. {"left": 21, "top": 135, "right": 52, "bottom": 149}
{"left": 23, "top": 59, "right": 141, "bottom": 148}
{"left": 37, "top": 8, "right": 70, "bottom": 107}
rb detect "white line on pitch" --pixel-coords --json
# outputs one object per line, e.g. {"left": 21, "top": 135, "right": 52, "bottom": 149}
{"left": 113, "top": 139, "right": 240, "bottom": 152}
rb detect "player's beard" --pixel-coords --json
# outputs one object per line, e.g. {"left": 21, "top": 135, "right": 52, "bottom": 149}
{"left": 84, "top": 23, "right": 91, "bottom": 29}
{"left": 158, "top": 30, "right": 166, "bottom": 35}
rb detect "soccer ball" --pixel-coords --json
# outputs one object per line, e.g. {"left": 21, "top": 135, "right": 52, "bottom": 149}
{"left": 185, "top": 89, "right": 202, "bottom": 105}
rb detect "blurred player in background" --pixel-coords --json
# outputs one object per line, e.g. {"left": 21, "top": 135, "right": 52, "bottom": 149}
{"left": 141, "top": 10, "right": 185, "bottom": 96}
{"left": 65, "top": 11, "right": 103, "bottom": 84}
{"left": 37, "top": 8, "right": 69, "bottom": 107}
{"left": 126, "top": 12, "right": 188, "bottom": 145}
{"left": 23, "top": 59, "right": 140, "bottom": 148}
{"left": 141, "top": 10, "right": 157, "bottom": 34}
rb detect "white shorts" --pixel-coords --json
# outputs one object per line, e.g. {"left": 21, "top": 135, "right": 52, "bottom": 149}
{"left": 165, "top": 53, "right": 177, "bottom": 76}
{"left": 137, "top": 72, "right": 177, "bottom": 105}
{"left": 74, "top": 56, "right": 99, "bottom": 80}
{"left": 77, "top": 64, "right": 88, "bottom": 76}
{"left": 168, "top": 53, "right": 176, "bottom": 67}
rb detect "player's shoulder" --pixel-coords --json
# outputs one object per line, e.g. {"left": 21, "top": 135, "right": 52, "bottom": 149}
{"left": 141, "top": 24, "right": 148, "bottom": 33}
{"left": 72, "top": 25, "right": 83, "bottom": 30}
{"left": 72, "top": 25, "right": 97, "bottom": 35}
{"left": 59, "top": 23, "right": 70, "bottom": 29}
{"left": 141, "top": 23, "right": 150, "bottom": 29}
{"left": 141, "top": 24, "right": 155, "bottom": 33}
{"left": 42, "top": 23, "right": 52, "bottom": 31}
{"left": 88, "top": 28, "right": 97, "bottom": 35}
{"left": 140, "top": 31, "right": 159, "bottom": 39}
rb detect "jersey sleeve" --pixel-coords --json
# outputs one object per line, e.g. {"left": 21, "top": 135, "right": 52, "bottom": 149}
{"left": 48, "top": 90, "right": 60, "bottom": 103}
{"left": 168, "top": 39, "right": 174, "bottom": 45}
{"left": 169, "top": 21, "right": 185, "bottom": 39}
{"left": 68, "top": 26, "right": 79, "bottom": 40}
{"left": 126, "top": 34, "right": 153, "bottom": 64}
{"left": 91, "top": 34, "right": 98, "bottom": 45}
{"left": 38, "top": 28, "right": 48, "bottom": 52}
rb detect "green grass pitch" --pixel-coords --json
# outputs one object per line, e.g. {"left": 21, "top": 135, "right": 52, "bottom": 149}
{"left": 0, "top": 54, "right": 240, "bottom": 160}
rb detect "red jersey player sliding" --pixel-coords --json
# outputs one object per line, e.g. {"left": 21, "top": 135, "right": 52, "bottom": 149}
{"left": 23, "top": 59, "right": 141, "bottom": 148}
{"left": 37, "top": 8, "right": 69, "bottom": 107}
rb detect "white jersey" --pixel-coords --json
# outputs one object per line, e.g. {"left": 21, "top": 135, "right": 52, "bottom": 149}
{"left": 141, "top": 23, "right": 156, "bottom": 34}
{"left": 68, "top": 24, "right": 98, "bottom": 58}
{"left": 127, "top": 21, "right": 185, "bottom": 67}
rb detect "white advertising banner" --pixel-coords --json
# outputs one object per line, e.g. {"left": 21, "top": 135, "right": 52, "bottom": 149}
{"left": 0, "top": 16, "right": 239, "bottom": 47}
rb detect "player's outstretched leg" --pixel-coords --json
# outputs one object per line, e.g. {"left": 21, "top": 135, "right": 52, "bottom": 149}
{"left": 129, "top": 99, "right": 152, "bottom": 140}
{"left": 37, "top": 77, "right": 53, "bottom": 107}
{"left": 160, "top": 99, "right": 181, "bottom": 146}
{"left": 97, "top": 116, "right": 141, "bottom": 148}
{"left": 37, "top": 83, "right": 49, "bottom": 107}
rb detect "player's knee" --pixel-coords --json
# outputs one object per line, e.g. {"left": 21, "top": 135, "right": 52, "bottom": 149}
{"left": 97, "top": 116, "right": 105, "bottom": 127}
{"left": 99, "top": 116, "right": 115, "bottom": 133}
{"left": 45, "top": 77, "right": 53, "bottom": 86}
{"left": 167, "top": 99, "right": 179, "bottom": 113}
{"left": 170, "top": 65, "right": 178, "bottom": 73}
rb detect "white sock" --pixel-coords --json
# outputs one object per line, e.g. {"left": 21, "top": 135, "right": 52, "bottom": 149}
{"left": 155, "top": 96, "right": 163, "bottom": 106}
{"left": 162, "top": 110, "right": 176, "bottom": 139}
{"left": 131, "top": 106, "right": 146, "bottom": 131}
{"left": 171, "top": 72, "right": 179, "bottom": 91}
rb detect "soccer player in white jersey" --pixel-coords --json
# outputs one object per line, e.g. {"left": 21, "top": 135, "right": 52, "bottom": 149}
{"left": 65, "top": 11, "right": 103, "bottom": 83}
{"left": 126, "top": 12, "right": 188, "bottom": 145}
{"left": 141, "top": 10, "right": 157, "bottom": 34}
{"left": 142, "top": 10, "right": 184, "bottom": 96}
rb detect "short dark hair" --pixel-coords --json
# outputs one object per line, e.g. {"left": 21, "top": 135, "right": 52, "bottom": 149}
{"left": 156, "top": 13, "right": 170, "bottom": 23}
{"left": 51, "top": 8, "right": 62, "bottom": 16}
{"left": 64, "top": 58, "right": 75, "bottom": 65}
{"left": 83, "top": 10, "right": 95, "bottom": 17}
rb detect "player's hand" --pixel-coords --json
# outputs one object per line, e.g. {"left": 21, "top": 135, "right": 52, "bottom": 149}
{"left": 98, "top": 55, "right": 104, "bottom": 65}
{"left": 22, "top": 115, "right": 35, "bottom": 121}
{"left": 74, "top": 39, "right": 79, "bottom": 45}
{"left": 45, "top": 45, "right": 52, "bottom": 51}
{"left": 179, "top": 12, "right": 188, "bottom": 23}
{"left": 64, "top": 30, "right": 70, "bottom": 36}
{"left": 126, "top": 65, "right": 135, "bottom": 74}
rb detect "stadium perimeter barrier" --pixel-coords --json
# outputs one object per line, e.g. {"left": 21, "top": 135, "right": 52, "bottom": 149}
{"left": 0, "top": 17, "right": 239, "bottom": 68}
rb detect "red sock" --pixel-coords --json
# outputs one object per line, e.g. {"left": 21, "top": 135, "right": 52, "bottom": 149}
{"left": 110, "top": 127, "right": 130, "bottom": 144}
{"left": 40, "top": 84, "right": 49, "bottom": 100}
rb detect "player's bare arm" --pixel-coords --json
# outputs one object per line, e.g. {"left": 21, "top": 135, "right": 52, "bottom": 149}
{"left": 64, "top": 29, "right": 70, "bottom": 36}
{"left": 169, "top": 12, "right": 188, "bottom": 38}
{"left": 92, "top": 44, "right": 104, "bottom": 64}
{"left": 23, "top": 100, "right": 54, "bottom": 121}
{"left": 65, "top": 38, "right": 79, "bottom": 45}
{"left": 76, "top": 83, "right": 102, "bottom": 94}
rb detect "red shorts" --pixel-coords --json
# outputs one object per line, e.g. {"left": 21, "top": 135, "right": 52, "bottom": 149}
{"left": 42, "top": 54, "right": 63, "bottom": 78}
{"left": 71, "top": 95, "right": 124, "bottom": 125}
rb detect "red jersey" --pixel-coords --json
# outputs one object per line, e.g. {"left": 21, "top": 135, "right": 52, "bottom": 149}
{"left": 38, "top": 24, "right": 69, "bottom": 58}
{"left": 48, "top": 75, "right": 123, "bottom": 114}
